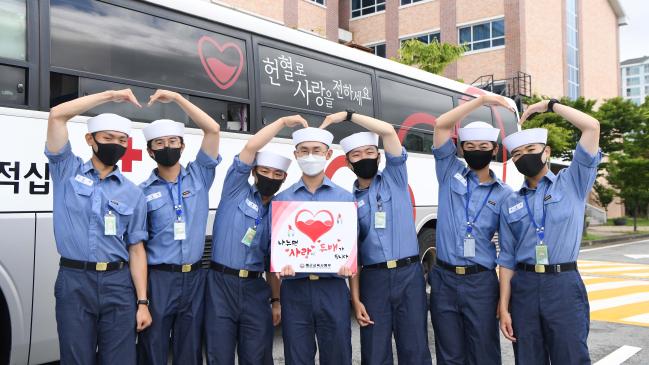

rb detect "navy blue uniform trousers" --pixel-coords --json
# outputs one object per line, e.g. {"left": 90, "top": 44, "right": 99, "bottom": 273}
{"left": 280, "top": 277, "right": 352, "bottom": 365}
{"left": 137, "top": 268, "right": 205, "bottom": 365}
{"left": 510, "top": 270, "right": 591, "bottom": 365}
{"left": 55, "top": 266, "right": 136, "bottom": 365}
{"left": 360, "top": 263, "right": 431, "bottom": 365}
{"left": 428, "top": 266, "right": 501, "bottom": 365}
{"left": 204, "top": 270, "right": 274, "bottom": 365}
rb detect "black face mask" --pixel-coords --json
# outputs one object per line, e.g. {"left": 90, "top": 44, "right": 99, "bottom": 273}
{"left": 255, "top": 172, "right": 284, "bottom": 197}
{"left": 463, "top": 149, "right": 494, "bottom": 170}
{"left": 514, "top": 149, "right": 547, "bottom": 177}
{"left": 350, "top": 157, "right": 379, "bottom": 179}
{"left": 152, "top": 147, "right": 182, "bottom": 167}
{"left": 93, "top": 137, "right": 126, "bottom": 166}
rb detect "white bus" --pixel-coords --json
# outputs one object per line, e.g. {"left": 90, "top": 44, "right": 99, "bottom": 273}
{"left": 0, "top": 0, "right": 522, "bottom": 363}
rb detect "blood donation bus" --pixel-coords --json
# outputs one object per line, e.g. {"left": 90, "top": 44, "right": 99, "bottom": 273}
{"left": 0, "top": 0, "right": 522, "bottom": 363}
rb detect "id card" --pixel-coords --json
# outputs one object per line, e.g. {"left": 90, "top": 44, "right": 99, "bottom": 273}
{"left": 174, "top": 221, "right": 186, "bottom": 240}
{"left": 241, "top": 227, "right": 257, "bottom": 246}
{"left": 535, "top": 245, "right": 549, "bottom": 265}
{"left": 374, "top": 211, "right": 386, "bottom": 229}
{"left": 463, "top": 237, "right": 476, "bottom": 258}
{"left": 104, "top": 211, "right": 117, "bottom": 236}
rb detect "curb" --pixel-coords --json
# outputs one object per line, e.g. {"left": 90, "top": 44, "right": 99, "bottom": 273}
{"left": 581, "top": 232, "right": 649, "bottom": 247}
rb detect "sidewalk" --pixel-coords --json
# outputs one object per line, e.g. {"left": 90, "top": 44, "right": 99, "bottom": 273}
{"left": 588, "top": 225, "right": 649, "bottom": 237}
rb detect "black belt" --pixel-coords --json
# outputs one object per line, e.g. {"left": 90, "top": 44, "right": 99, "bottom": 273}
{"left": 363, "top": 255, "right": 420, "bottom": 270}
{"left": 149, "top": 261, "right": 202, "bottom": 273}
{"left": 60, "top": 257, "right": 127, "bottom": 272}
{"left": 436, "top": 259, "right": 491, "bottom": 275}
{"left": 516, "top": 262, "right": 577, "bottom": 274}
{"left": 210, "top": 262, "right": 263, "bottom": 279}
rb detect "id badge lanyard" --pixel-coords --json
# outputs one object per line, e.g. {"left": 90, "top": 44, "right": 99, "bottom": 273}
{"left": 166, "top": 175, "right": 185, "bottom": 241}
{"left": 464, "top": 179, "right": 495, "bottom": 257}
{"left": 524, "top": 184, "right": 550, "bottom": 265}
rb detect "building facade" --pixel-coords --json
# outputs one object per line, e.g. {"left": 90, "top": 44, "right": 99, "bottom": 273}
{"left": 211, "top": 0, "right": 624, "bottom": 102}
{"left": 621, "top": 56, "right": 649, "bottom": 105}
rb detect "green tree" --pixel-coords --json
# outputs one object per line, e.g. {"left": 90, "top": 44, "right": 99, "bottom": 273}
{"left": 608, "top": 154, "right": 649, "bottom": 231}
{"left": 394, "top": 39, "right": 467, "bottom": 75}
{"left": 593, "top": 181, "right": 615, "bottom": 213}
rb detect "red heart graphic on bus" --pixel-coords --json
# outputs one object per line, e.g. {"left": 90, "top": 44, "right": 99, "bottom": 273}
{"left": 294, "top": 209, "right": 335, "bottom": 243}
{"left": 197, "top": 36, "right": 244, "bottom": 90}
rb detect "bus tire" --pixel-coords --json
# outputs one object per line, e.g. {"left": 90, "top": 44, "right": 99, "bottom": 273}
{"left": 417, "top": 226, "right": 436, "bottom": 276}
{"left": 0, "top": 290, "right": 10, "bottom": 365}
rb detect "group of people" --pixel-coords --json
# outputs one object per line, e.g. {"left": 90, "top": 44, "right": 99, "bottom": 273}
{"left": 46, "top": 88, "right": 600, "bottom": 365}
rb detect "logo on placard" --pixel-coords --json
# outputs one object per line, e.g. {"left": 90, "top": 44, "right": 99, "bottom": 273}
{"left": 295, "top": 209, "right": 334, "bottom": 242}
{"left": 197, "top": 36, "right": 244, "bottom": 90}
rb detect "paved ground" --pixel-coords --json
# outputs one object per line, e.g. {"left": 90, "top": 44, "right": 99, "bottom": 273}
{"left": 267, "top": 239, "right": 649, "bottom": 364}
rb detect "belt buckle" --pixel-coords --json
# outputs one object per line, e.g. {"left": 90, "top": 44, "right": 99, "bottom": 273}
{"left": 309, "top": 274, "right": 320, "bottom": 281}
{"left": 239, "top": 270, "right": 249, "bottom": 278}
{"left": 181, "top": 264, "right": 192, "bottom": 273}
{"left": 455, "top": 266, "right": 466, "bottom": 275}
{"left": 386, "top": 260, "right": 397, "bottom": 269}
{"left": 96, "top": 262, "right": 108, "bottom": 271}
{"left": 535, "top": 264, "right": 546, "bottom": 273}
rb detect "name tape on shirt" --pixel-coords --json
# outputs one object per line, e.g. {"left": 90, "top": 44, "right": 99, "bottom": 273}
{"left": 146, "top": 191, "right": 162, "bottom": 202}
{"left": 357, "top": 199, "right": 366, "bottom": 209}
{"left": 509, "top": 202, "right": 524, "bottom": 214}
{"left": 74, "top": 174, "right": 93, "bottom": 187}
{"left": 454, "top": 173, "right": 467, "bottom": 186}
{"left": 246, "top": 198, "right": 259, "bottom": 212}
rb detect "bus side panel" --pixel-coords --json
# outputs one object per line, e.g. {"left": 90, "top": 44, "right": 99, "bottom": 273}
{"left": 29, "top": 213, "right": 59, "bottom": 365}
{"left": 0, "top": 213, "right": 35, "bottom": 365}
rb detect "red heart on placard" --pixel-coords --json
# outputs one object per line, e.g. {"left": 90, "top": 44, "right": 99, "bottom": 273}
{"left": 197, "top": 36, "right": 244, "bottom": 90}
{"left": 295, "top": 209, "right": 335, "bottom": 243}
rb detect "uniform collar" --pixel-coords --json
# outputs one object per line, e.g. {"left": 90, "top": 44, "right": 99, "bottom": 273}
{"left": 464, "top": 168, "right": 505, "bottom": 187}
{"left": 352, "top": 171, "right": 382, "bottom": 194}
{"left": 141, "top": 165, "right": 188, "bottom": 188}
{"left": 293, "top": 175, "right": 334, "bottom": 193}
{"left": 520, "top": 170, "right": 556, "bottom": 193}
{"left": 82, "top": 160, "right": 124, "bottom": 183}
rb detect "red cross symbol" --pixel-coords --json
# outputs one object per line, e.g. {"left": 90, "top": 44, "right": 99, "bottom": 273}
{"left": 120, "top": 137, "right": 142, "bottom": 172}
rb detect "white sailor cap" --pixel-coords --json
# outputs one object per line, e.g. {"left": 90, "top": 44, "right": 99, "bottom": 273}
{"left": 255, "top": 150, "right": 292, "bottom": 172}
{"left": 87, "top": 113, "right": 131, "bottom": 136}
{"left": 339, "top": 132, "right": 379, "bottom": 154}
{"left": 142, "top": 119, "right": 185, "bottom": 141}
{"left": 503, "top": 128, "right": 548, "bottom": 151}
{"left": 292, "top": 127, "right": 334, "bottom": 147}
{"left": 458, "top": 121, "right": 500, "bottom": 142}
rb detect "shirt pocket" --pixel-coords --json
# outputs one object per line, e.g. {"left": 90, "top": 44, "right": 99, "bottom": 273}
{"left": 107, "top": 199, "right": 134, "bottom": 236}
{"left": 67, "top": 176, "right": 93, "bottom": 215}
{"left": 505, "top": 204, "right": 527, "bottom": 225}
{"left": 543, "top": 191, "right": 571, "bottom": 224}
{"left": 238, "top": 198, "right": 261, "bottom": 241}
{"left": 146, "top": 197, "right": 174, "bottom": 233}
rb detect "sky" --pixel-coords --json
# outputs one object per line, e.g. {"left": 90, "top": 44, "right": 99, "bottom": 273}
{"left": 619, "top": 0, "right": 649, "bottom": 62}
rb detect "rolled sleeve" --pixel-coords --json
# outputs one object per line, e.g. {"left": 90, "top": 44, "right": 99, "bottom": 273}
{"left": 44, "top": 141, "right": 81, "bottom": 182}
{"left": 432, "top": 140, "right": 464, "bottom": 184}
{"left": 495, "top": 203, "right": 517, "bottom": 270}
{"left": 189, "top": 149, "right": 221, "bottom": 189}
{"left": 382, "top": 147, "right": 408, "bottom": 188}
{"left": 567, "top": 143, "right": 602, "bottom": 201}
{"left": 126, "top": 192, "right": 148, "bottom": 245}
{"left": 221, "top": 155, "right": 254, "bottom": 200}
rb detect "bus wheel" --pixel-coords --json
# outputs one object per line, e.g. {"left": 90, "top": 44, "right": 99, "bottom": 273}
{"left": 417, "top": 227, "right": 436, "bottom": 276}
{"left": 0, "top": 290, "right": 10, "bottom": 365}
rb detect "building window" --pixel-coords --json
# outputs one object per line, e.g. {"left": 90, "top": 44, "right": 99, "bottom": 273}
{"left": 626, "top": 88, "right": 640, "bottom": 97}
{"left": 401, "top": 0, "right": 425, "bottom": 5}
{"left": 627, "top": 77, "right": 640, "bottom": 86}
{"left": 645, "top": 64, "right": 649, "bottom": 74}
{"left": 566, "top": 0, "right": 580, "bottom": 99}
{"left": 309, "top": 0, "right": 325, "bottom": 5}
{"left": 645, "top": 75, "right": 649, "bottom": 84}
{"left": 458, "top": 18, "right": 505, "bottom": 52}
{"left": 0, "top": 0, "right": 27, "bottom": 61}
{"left": 368, "top": 43, "right": 386, "bottom": 58}
{"left": 645, "top": 85, "right": 649, "bottom": 95}
{"left": 352, "top": 0, "right": 385, "bottom": 18}
{"left": 401, "top": 31, "right": 440, "bottom": 46}
{"left": 626, "top": 66, "right": 640, "bottom": 76}
{"left": 630, "top": 98, "right": 642, "bottom": 105}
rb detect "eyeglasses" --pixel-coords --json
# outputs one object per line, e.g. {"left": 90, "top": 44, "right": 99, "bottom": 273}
{"left": 295, "top": 148, "right": 327, "bottom": 157}
{"left": 151, "top": 137, "right": 182, "bottom": 149}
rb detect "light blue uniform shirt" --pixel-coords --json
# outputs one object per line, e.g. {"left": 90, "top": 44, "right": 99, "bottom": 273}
{"left": 45, "top": 142, "right": 148, "bottom": 262}
{"left": 432, "top": 140, "right": 513, "bottom": 269}
{"left": 140, "top": 150, "right": 221, "bottom": 265}
{"left": 273, "top": 176, "right": 355, "bottom": 279}
{"left": 354, "top": 147, "right": 419, "bottom": 266}
{"left": 497, "top": 143, "right": 602, "bottom": 269}
{"left": 211, "top": 156, "right": 271, "bottom": 272}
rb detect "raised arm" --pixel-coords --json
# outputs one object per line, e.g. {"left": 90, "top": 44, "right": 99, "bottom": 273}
{"left": 434, "top": 95, "right": 514, "bottom": 148}
{"left": 47, "top": 89, "right": 141, "bottom": 153}
{"left": 148, "top": 89, "right": 221, "bottom": 158}
{"left": 520, "top": 100, "right": 600, "bottom": 155}
{"left": 238, "top": 115, "right": 308, "bottom": 165}
{"left": 319, "top": 112, "right": 401, "bottom": 156}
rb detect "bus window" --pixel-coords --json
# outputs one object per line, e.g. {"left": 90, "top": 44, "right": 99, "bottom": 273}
{"left": 190, "top": 96, "right": 250, "bottom": 133}
{"left": 460, "top": 105, "right": 492, "bottom": 127}
{"left": 492, "top": 105, "right": 519, "bottom": 162}
{"left": 0, "top": 0, "right": 26, "bottom": 61}
{"left": 50, "top": 0, "right": 249, "bottom": 100}
{"left": 261, "top": 107, "right": 366, "bottom": 143}
{"left": 378, "top": 77, "right": 454, "bottom": 154}
{"left": 0, "top": 64, "right": 26, "bottom": 105}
